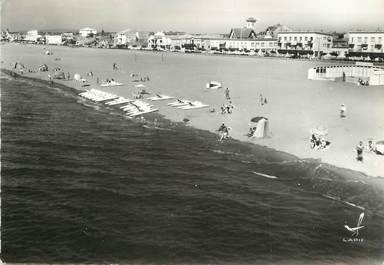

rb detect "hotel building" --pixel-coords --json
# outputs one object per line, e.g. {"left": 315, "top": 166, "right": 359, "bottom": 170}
{"left": 277, "top": 32, "right": 333, "bottom": 54}
{"left": 348, "top": 31, "right": 384, "bottom": 53}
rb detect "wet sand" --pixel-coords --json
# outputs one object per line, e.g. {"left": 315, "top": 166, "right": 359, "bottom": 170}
{"left": 1, "top": 43, "right": 383, "bottom": 177}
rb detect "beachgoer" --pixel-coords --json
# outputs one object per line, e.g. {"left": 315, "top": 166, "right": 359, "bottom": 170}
{"left": 221, "top": 105, "right": 226, "bottom": 114}
{"left": 113, "top": 63, "right": 117, "bottom": 70}
{"left": 228, "top": 101, "right": 235, "bottom": 110}
{"left": 264, "top": 98, "right": 267, "bottom": 105}
{"left": 340, "top": 104, "right": 346, "bottom": 118}
{"left": 248, "top": 127, "right": 256, "bottom": 137}
{"left": 260, "top": 94, "right": 264, "bottom": 106}
{"left": 368, "top": 140, "right": 374, "bottom": 152}
{"left": 342, "top": 71, "right": 346, "bottom": 82}
{"left": 48, "top": 74, "right": 53, "bottom": 85}
{"left": 225, "top": 88, "right": 230, "bottom": 100}
{"left": 356, "top": 141, "right": 364, "bottom": 162}
{"left": 67, "top": 72, "right": 70, "bottom": 80}
{"left": 218, "top": 123, "right": 226, "bottom": 133}
{"left": 226, "top": 105, "right": 231, "bottom": 114}
{"left": 221, "top": 126, "right": 231, "bottom": 140}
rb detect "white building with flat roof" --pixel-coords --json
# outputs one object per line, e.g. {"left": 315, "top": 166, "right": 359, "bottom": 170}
{"left": 147, "top": 32, "right": 172, "bottom": 50}
{"left": 25, "top": 30, "right": 42, "bottom": 43}
{"left": 348, "top": 31, "right": 384, "bottom": 53}
{"left": 46, "top": 35, "right": 63, "bottom": 45}
{"left": 79, "top": 27, "right": 97, "bottom": 37}
{"left": 209, "top": 37, "right": 278, "bottom": 52}
{"left": 225, "top": 37, "right": 278, "bottom": 51}
{"left": 277, "top": 32, "right": 333, "bottom": 54}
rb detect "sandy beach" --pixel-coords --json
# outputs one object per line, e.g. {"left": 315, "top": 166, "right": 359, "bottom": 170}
{"left": 2, "top": 43, "right": 383, "bottom": 177}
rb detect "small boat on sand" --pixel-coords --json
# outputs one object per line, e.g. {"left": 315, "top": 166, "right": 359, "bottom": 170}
{"left": 100, "top": 81, "right": 124, "bottom": 87}
{"left": 147, "top": 94, "right": 174, "bottom": 101}
{"left": 178, "top": 101, "right": 209, "bottom": 110}
{"left": 206, "top": 81, "right": 222, "bottom": 89}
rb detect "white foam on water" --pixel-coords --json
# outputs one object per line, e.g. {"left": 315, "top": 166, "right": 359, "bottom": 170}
{"left": 252, "top": 171, "right": 278, "bottom": 179}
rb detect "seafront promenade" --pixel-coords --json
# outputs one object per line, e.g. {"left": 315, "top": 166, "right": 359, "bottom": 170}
{"left": 2, "top": 43, "right": 383, "bottom": 177}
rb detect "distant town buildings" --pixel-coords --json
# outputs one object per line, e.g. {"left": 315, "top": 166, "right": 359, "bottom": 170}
{"left": 246, "top": 17, "right": 257, "bottom": 29}
{"left": 263, "top": 23, "right": 292, "bottom": 38}
{"left": 348, "top": 31, "right": 384, "bottom": 53}
{"left": 147, "top": 32, "right": 172, "bottom": 50}
{"left": 229, "top": 18, "right": 257, "bottom": 39}
{"left": 277, "top": 32, "right": 333, "bottom": 55}
{"left": 79, "top": 27, "right": 97, "bottom": 37}
{"left": 115, "top": 29, "right": 150, "bottom": 47}
{"left": 25, "top": 30, "right": 42, "bottom": 43}
{"left": 45, "top": 34, "right": 62, "bottom": 45}
{"left": 2, "top": 18, "right": 384, "bottom": 60}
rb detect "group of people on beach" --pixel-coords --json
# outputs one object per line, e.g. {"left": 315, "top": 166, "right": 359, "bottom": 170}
{"left": 217, "top": 123, "right": 231, "bottom": 141}
{"left": 357, "top": 78, "right": 369, "bottom": 86}
{"left": 310, "top": 133, "right": 331, "bottom": 150}
{"left": 220, "top": 101, "right": 235, "bottom": 114}
{"left": 220, "top": 88, "right": 235, "bottom": 114}
{"left": 355, "top": 140, "right": 377, "bottom": 162}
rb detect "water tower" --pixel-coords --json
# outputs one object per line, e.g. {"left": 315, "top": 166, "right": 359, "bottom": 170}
{"left": 246, "top": 17, "right": 257, "bottom": 29}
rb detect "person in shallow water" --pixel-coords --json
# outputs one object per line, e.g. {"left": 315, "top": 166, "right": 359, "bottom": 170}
{"left": 356, "top": 141, "right": 364, "bottom": 162}
{"left": 217, "top": 123, "right": 230, "bottom": 141}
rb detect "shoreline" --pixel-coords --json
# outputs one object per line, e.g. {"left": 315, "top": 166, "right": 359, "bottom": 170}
{"left": 1, "top": 43, "right": 383, "bottom": 178}
{"left": 12, "top": 42, "right": 384, "bottom": 67}
{"left": 2, "top": 68, "right": 383, "bottom": 185}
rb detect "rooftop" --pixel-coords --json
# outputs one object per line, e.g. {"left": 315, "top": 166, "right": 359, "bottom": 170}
{"left": 348, "top": 31, "right": 384, "bottom": 34}
{"left": 229, "top": 28, "right": 256, "bottom": 39}
{"left": 277, "top": 31, "right": 333, "bottom": 36}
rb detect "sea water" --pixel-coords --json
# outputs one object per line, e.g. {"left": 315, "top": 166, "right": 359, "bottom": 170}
{"left": 1, "top": 75, "right": 384, "bottom": 264}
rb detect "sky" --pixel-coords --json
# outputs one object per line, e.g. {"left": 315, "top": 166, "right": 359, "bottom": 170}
{"left": 1, "top": 0, "right": 384, "bottom": 33}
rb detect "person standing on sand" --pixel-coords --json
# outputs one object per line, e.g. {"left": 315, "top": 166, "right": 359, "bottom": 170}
{"left": 340, "top": 104, "right": 346, "bottom": 118}
{"left": 67, "top": 72, "right": 70, "bottom": 80}
{"left": 260, "top": 94, "right": 264, "bottom": 106}
{"left": 356, "top": 141, "right": 364, "bottom": 162}
{"left": 225, "top": 88, "right": 230, "bottom": 100}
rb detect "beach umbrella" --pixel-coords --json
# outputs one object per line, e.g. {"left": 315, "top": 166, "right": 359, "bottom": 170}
{"left": 74, "top": 73, "right": 81, "bottom": 81}
{"left": 251, "top": 116, "right": 268, "bottom": 123}
{"left": 135, "top": 84, "right": 145, "bottom": 88}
